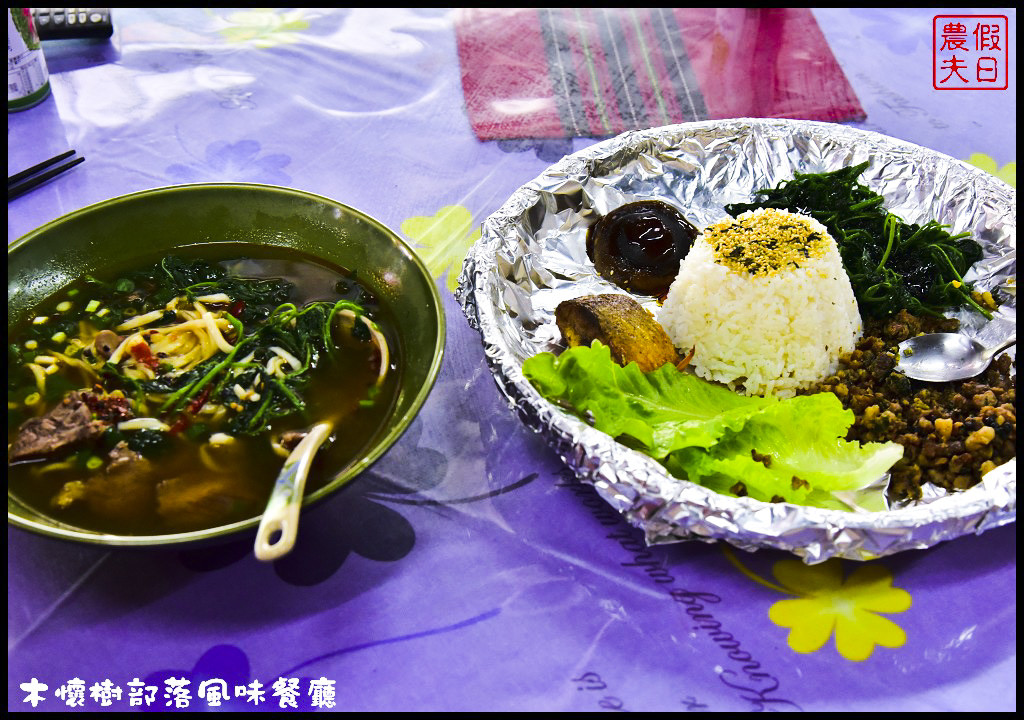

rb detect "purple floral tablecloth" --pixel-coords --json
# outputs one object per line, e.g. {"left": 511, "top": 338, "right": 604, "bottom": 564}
{"left": 8, "top": 8, "right": 1016, "bottom": 712}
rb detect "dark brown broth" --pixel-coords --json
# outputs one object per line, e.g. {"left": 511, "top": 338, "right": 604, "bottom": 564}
{"left": 7, "top": 245, "right": 401, "bottom": 535}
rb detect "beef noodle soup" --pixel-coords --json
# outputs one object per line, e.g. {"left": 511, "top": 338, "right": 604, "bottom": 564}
{"left": 7, "top": 245, "right": 400, "bottom": 535}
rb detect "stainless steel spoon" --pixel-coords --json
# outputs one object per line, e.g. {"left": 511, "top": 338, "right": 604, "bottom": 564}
{"left": 896, "top": 332, "right": 1016, "bottom": 382}
{"left": 254, "top": 422, "right": 333, "bottom": 562}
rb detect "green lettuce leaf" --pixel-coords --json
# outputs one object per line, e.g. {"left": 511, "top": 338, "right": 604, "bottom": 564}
{"left": 522, "top": 343, "right": 903, "bottom": 509}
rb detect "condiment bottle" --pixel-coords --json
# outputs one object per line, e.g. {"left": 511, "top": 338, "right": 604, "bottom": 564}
{"left": 8, "top": 8, "right": 51, "bottom": 112}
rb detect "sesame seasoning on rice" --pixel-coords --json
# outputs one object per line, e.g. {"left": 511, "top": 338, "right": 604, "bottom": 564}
{"left": 704, "top": 207, "right": 829, "bottom": 277}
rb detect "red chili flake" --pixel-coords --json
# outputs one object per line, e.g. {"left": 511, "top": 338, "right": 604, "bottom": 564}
{"left": 168, "top": 416, "right": 189, "bottom": 435}
{"left": 228, "top": 300, "right": 246, "bottom": 318}
{"left": 82, "top": 392, "right": 133, "bottom": 422}
{"left": 187, "top": 387, "right": 212, "bottom": 415}
{"left": 129, "top": 342, "right": 161, "bottom": 370}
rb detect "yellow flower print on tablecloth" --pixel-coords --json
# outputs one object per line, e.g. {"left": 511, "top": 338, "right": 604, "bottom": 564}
{"left": 966, "top": 153, "right": 1016, "bottom": 187}
{"left": 723, "top": 547, "right": 912, "bottom": 662}
{"left": 767, "top": 559, "right": 911, "bottom": 662}
{"left": 216, "top": 9, "right": 311, "bottom": 48}
{"left": 401, "top": 205, "right": 481, "bottom": 293}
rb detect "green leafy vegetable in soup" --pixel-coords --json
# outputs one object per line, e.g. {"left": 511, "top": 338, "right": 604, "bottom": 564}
{"left": 7, "top": 249, "right": 398, "bottom": 535}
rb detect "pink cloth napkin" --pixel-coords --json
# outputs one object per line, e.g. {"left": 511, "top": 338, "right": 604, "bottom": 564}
{"left": 456, "top": 8, "right": 865, "bottom": 141}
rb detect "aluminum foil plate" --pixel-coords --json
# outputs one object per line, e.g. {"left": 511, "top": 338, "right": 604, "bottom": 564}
{"left": 457, "top": 118, "right": 1016, "bottom": 563}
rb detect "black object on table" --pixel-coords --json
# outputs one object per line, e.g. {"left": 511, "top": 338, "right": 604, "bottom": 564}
{"left": 31, "top": 8, "right": 113, "bottom": 40}
{"left": 8, "top": 149, "right": 85, "bottom": 201}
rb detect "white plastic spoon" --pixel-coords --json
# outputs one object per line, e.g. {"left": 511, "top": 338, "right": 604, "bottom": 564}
{"left": 253, "top": 421, "right": 333, "bottom": 562}
{"left": 253, "top": 308, "right": 391, "bottom": 561}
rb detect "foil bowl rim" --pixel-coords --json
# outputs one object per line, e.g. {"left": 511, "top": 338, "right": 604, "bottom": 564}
{"left": 458, "top": 118, "right": 1016, "bottom": 562}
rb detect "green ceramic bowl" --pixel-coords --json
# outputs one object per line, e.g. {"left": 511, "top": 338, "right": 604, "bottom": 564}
{"left": 7, "top": 183, "right": 445, "bottom": 547}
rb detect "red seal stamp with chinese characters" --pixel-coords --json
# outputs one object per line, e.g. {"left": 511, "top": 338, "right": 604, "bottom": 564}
{"left": 933, "top": 15, "right": 1009, "bottom": 90}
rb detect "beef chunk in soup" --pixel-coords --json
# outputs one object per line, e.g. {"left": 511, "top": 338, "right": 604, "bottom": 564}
{"left": 8, "top": 391, "right": 110, "bottom": 463}
{"left": 156, "top": 474, "right": 261, "bottom": 530}
{"left": 53, "top": 442, "right": 158, "bottom": 522}
{"left": 280, "top": 429, "right": 308, "bottom": 451}
{"left": 86, "top": 442, "right": 158, "bottom": 521}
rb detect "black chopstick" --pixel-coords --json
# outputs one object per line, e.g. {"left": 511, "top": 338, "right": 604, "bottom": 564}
{"left": 8, "top": 150, "right": 85, "bottom": 201}
{"left": 8, "top": 149, "right": 77, "bottom": 185}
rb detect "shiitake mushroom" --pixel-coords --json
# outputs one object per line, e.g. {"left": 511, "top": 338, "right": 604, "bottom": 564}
{"left": 586, "top": 200, "right": 698, "bottom": 296}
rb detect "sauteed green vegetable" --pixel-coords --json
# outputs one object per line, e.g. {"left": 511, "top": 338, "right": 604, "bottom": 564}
{"left": 725, "top": 162, "right": 991, "bottom": 320}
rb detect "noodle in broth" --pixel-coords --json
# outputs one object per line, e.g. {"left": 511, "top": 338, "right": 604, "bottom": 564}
{"left": 6, "top": 245, "right": 400, "bottom": 535}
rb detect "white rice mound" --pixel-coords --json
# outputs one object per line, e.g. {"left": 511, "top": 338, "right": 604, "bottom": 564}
{"left": 659, "top": 208, "right": 862, "bottom": 398}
